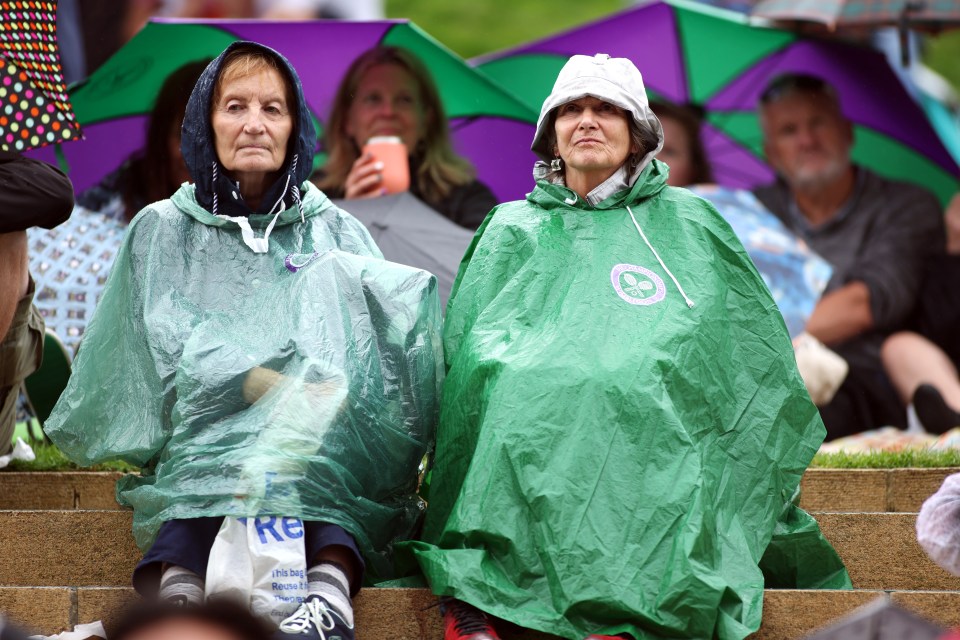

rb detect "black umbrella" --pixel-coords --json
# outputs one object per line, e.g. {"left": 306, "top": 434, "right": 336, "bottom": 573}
{"left": 334, "top": 193, "right": 476, "bottom": 307}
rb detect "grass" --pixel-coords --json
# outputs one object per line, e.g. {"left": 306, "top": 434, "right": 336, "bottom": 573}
{"left": 925, "top": 30, "right": 960, "bottom": 98}
{"left": 7, "top": 437, "right": 960, "bottom": 472}
{"left": 812, "top": 448, "right": 960, "bottom": 469}
{"left": 6, "top": 439, "right": 136, "bottom": 473}
{"left": 384, "top": 0, "right": 622, "bottom": 59}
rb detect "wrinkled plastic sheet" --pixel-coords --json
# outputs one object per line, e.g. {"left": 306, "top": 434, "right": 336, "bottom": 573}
{"left": 46, "top": 198, "right": 443, "bottom": 581}
{"left": 412, "top": 177, "right": 849, "bottom": 639}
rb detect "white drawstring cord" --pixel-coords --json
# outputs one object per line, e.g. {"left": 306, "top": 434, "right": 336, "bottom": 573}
{"left": 260, "top": 172, "right": 292, "bottom": 245}
{"left": 626, "top": 205, "right": 695, "bottom": 309}
{"left": 289, "top": 154, "right": 304, "bottom": 222}
{"left": 211, "top": 162, "right": 219, "bottom": 216}
{"left": 211, "top": 154, "right": 304, "bottom": 253}
{"left": 215, "top": 172, "right": 292, "bottom": 254}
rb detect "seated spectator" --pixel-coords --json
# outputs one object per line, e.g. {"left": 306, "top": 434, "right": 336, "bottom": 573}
{"left": 77, "top": 60, "right": 209, "bottom": 222}
{"left": 881, "top": 193, "right": 960, "bottom": 433}
{"left": 0, "top": 152, "right": 73, "bottom": 456}
{"left": 648, "top": 100, "right": 713, "bottom": 187}
{"left": 44, "top": 42, "right": 442, "bottom": 639}
{"left": 412, "top": 53, "right": 845, "bottom": 640}
{"left": 753, "top": 73, "right": 945, "bottom": 439}
{"left": 314, "top": 46, "right": 496, "bottom": 229}
{"left": 651, "top": 99, "right": 846, "bottom": 405}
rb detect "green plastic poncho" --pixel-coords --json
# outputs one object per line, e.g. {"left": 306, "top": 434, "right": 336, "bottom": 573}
{"left": 410, "top": 156, "right": 848, "bottom": 638}
{"left": 45, "top": 182, "right": 444, "bottom": 580}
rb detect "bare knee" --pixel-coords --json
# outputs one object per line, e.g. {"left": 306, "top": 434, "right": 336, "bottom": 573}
{"left": 881, "top": 331, "right": 926, "bottom": 369}
{"left": 0, "top": 231, "right": 29, "bottom": 338}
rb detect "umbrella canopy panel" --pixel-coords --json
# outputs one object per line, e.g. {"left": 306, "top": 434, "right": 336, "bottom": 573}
{"left": 0, "top": 0, "right": 81, "bottom": 151}
{"left": 474, "top": 0, "right": 960, "bottom": 205}
{"left": 28, "top": 19, "right": 538, "bottom": 203}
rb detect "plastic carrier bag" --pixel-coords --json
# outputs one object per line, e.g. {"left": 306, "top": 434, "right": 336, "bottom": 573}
{"left": 917, "top": 473, "right": 960, "bottom": 575}
{"left": 206, "top": 516, "right": 308, "bottom": 625}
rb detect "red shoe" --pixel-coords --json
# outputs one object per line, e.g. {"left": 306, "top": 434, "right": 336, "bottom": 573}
{"left": 439, "top": 597, "right": 501, "bottom": 640}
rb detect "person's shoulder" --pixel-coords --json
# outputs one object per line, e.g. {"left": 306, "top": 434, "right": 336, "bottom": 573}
{"left": 862, "top": 168, "right": 941, "bottom": 209}
{"left": 483, "top": 198, "right": 539, "bottom": 228}
{"left": 654, "top": 184, "right": 726, "bottom": 218}
{"left": 126, "top": 188, "right": 193, "bottom": 232}
{"left": 751, "top": 178, "right": 791, "bottom": 218}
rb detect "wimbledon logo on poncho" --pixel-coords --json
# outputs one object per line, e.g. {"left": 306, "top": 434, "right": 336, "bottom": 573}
{"left": 611, "top": 264, "right": 666, "bottom": 306}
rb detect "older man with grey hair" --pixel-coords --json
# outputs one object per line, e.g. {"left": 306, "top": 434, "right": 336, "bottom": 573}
{"left": 754, "top": 73, "right": 944, "bottom": 439}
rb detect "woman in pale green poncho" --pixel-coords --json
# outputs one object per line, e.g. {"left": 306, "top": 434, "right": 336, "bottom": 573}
{"left": 45, "top": 42, "right": 443, "bottom": 639}
{"left": 411, "top": 54, "right": 848, "bottom": 640}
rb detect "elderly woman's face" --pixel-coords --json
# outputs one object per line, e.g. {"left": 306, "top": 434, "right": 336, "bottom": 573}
{"left": 212, "top": 67, "right": 293, "bottom": 186}
{"left": 554, "top": 97, "right": 635, "bottom": 179}
{"left": 345, "top": 63, "right": 426, "bottom": 152}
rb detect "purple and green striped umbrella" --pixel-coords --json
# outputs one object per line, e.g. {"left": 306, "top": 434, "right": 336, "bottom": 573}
{"left": 29, "top": 19, "right": 539, "bottom": 203}
{"left": 474, "top": 0, "right": 959, "bottom": 205}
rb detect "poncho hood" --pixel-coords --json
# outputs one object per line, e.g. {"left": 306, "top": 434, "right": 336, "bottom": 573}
{"left": 531, "top": 54, "right": 664, "bottom": 181}
{"left": 181, "top": 41, "right": 317, "bottom": 219}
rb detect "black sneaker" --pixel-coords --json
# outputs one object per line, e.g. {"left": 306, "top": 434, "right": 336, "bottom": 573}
{"left": 274, "top": 595, "right": 354, "bottom": 640}
{"left": 913, "top": 383, "right": 960, "bottom": 435}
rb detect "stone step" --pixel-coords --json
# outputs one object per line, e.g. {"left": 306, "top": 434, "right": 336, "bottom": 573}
{"left": 799, "top": 468, "right": 954, "bottom": 513}
{"left": 5, "top": 467, "right": 958, "bottom": 514}
{"left": 1, "top": 587, "right": 957, "bottom": 639}
{"left": 1, "top": 468, "right": 954, "bottom": 513}
{"left": 0, "top": 472, "right": 122, "bottom": 510}
{"left": 0, "top": 511, "right": 958, "bottom": 593}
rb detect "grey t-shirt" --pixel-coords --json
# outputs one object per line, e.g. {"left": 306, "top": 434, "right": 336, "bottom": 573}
{"left": 754, "top": 167, "right": 945, "bottom": 370}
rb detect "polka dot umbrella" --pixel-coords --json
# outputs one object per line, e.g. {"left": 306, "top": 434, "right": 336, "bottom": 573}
{"left": 0, "top": 0, "right": 81, "bottom": 152}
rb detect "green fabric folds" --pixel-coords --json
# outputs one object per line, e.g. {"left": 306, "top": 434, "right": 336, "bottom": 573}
{"left": 411, "top": 160, "right": 848, "bottom": 639}
{"left": 45, "top": 183, "right": 444, "bottom": 581}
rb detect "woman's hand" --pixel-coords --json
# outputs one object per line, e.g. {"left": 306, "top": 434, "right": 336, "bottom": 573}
{"left": 344, "top": 153, "right": 386, "bottom": 199}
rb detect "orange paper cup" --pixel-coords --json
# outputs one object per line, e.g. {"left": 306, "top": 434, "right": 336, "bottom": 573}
{"left": 362, "top": 136, "right": 410, "bottom": 194}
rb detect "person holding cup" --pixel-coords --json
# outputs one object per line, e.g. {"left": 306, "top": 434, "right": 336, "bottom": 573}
{"left": 315, "top": 46, "right": 497, "bottom": 230}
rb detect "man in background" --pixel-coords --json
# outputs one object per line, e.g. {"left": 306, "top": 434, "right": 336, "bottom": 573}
{"left": 754, "top": 73, "right": 945, "bottom": 439}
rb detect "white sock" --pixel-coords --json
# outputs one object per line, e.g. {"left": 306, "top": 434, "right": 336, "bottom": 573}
{"left": 159, "top": 565, "right": 204, "bottom": 605}
{"left": 307, "top": 562, "right": 353, "bottom": 627}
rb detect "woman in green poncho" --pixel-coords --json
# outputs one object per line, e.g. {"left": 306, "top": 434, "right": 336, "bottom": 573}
{"left": 45, "top": 42, "right": 443, "bottom": 640}
{"left": 411, "top": 54, "right": 846, "bottom": 640}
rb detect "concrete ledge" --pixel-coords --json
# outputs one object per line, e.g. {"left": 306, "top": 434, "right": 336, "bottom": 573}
{"left": 888, "top": 469, "right": 954, "bottom": 512}
{"left": 0, "top": 587, "right": 74, "bottom": 636}
{"left": 0, "top": 511, "right": 955, "bottom": 592}
{"left": 753, "top": 589, "right": 883, "bottom": 639}
{"left": 0, "top": 467, "right": 953, "bottom": 513}
{"left": 0, "top": 511, "right": 138, "bottom": 587}
{"left": 6, "top": 587, "right": 954, "bottom": 640}
{"left": 0, "top": 472, "right": 122, "bottom": 510}
{"left": 890, "top": 590, "right": 960, "bottom": 630}
{"left": 816, "top": 512, "right": 960, "bottom": 590}
{"left": 800, "top": 469, "right": 888, "bottom": 512}
{"left": 800, "top": 468, "right": 954, "bottom": 513}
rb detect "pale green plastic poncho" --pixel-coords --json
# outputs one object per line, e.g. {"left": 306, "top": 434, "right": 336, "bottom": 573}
{"left": 410, "top": 156, "right": 848, "bottom": 638}
{"left": 45, "top": 182, "right": 444, "bottom": 580}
